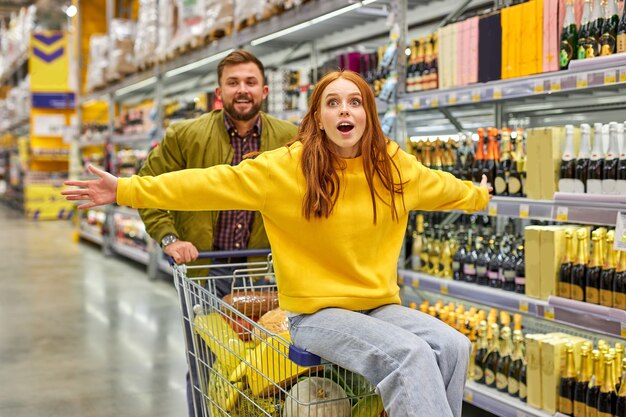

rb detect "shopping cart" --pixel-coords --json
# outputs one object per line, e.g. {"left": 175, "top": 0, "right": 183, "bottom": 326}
{"left": 172, "top": 249, "right": 385, "bottom": 417}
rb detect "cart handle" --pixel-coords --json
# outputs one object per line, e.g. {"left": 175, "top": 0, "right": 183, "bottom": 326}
{"left": 168, "top": 249, "right": 271, "bottom": 265}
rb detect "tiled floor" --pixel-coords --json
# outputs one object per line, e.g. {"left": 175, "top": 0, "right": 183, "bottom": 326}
{"left": 0, "top": 204, "right": 496, "bottom": 417}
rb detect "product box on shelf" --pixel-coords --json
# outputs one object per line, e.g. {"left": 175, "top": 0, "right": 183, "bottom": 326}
{"left": 543, "top": 0, "right": 559, "bottom": 73}
{"left": 540, "top": 226, "right": 568, "bottom": 300}
{"left": 524, "top": 226, "right": 542, "bottom": 299}
{"left": 526, "top": 333, "right": 552, "bottom": 410}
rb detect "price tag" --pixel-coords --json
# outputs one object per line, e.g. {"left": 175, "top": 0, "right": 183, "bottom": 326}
{"left": 622, "top": 322, "right": 626, "bottom": 338}
{"left": 493, "top": 87, "right": 502, "bottom": 100}
{"left": 556, "top": 206, "right": 569, "bottom": 222}
{"left": 488, "top": 202, "right": 498, "bottom": 216}
{"left": 533, "top": 80, "right": 544, "bottom": 93}
{"left": 464, "top": 390, "right": 474, "bottom": 402}
{"left": 431, "top": 98, "right": 439, "bottom": 108}
{"left": 576, "top": 74, "right": 588, "bottom": 89}
{"left": 448, "top": 93, "right": 457, "bottom": 105}
{"left": 472, "top": 89, "right": 481, "bottom": 102}
{"left": 604, "top": 70, "right": 617, "bottom": 85}
{"left": 412, "top": 98, "right": 421, "bottom": 110}
{"left": 440, "top": 283, "right": 449, "bottom": 295}
{"left": 519, "top": 300, "right": 529, "bottom": 313}
{"left": 519, "top": 204, "right": 530, "bottom": 218}
{"left": 412, "top": 278, "right": 420, "bottom": 289}
{"left": 544, "top": 306, "right": 555, "bottom": 321}
{"left": 620, "top": 69, "right": 626, "bottom": 83}
{"left": 615, "top": 211, "right": 626, "bottom": 251}
{"left": 550, "top": 78, "right": 561, "bottom": 92}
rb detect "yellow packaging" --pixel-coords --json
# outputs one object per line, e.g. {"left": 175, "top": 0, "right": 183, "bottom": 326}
{"left": 526, "top": 333, "right": 552, "bottom": 409}
{"left": 525, "top": 128, "right": 543, "bottom": 199}
{"left": 525, "top": 226, "right": 543, "bottom": 298}
{"left": 540, "top": 226, "right": 567, "bottom": 300}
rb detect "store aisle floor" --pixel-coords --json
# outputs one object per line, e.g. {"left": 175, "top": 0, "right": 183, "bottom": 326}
{"left": 0, "top": 206, "right": 187, "bottom": 417}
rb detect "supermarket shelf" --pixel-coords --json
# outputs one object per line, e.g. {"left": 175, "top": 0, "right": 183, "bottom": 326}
{"left": 0, "top": 116, "right": 30, "bottom": 135}
{"left": 78, "top": 138, "right": 108, "bottom": 149}
{"left": 111, "top": 241, "right": 149, "bottom": 265}
{"left": 30, "top": 154, "right": 70, "bottom": 162}
{"left": 0, "top": 50, "right": 28, "bottom": 85}
{"left": 398, "top": 55, "right": 626, "bottom": 111}
{"left": 398, "top": 270, "right": 626, "bottom": 338}
{"left": 79, "top": 225, "right": 104, "bottom": 246}
{"left": 110, "top": 132, "right": 153, "bottom": 144}
{"left": 112, "top": 205, "right": 141, "bottom": 218}
{"left": 463, "top": 380, "right": 551, "bottom": 417}
{"left": 476, "top": 196, "right": 625, "bottom": 226}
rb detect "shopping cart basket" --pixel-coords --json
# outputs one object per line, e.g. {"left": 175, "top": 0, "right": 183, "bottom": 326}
{"left": 172, "top": 250, "right": 385, "bottom": 417}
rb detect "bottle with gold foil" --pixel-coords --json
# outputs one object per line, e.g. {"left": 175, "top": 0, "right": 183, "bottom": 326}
{"left": 421, "top": 228, "right": 432, "bottom": 273}
{"left": 520, "top": 350, "right": 528, "bottom": 403}
{"left": 432, "top": 140, "right": 444, "bottom": 171}
{"left": 472, "top": 128, "right": 486, "bottom": 184}
{"left": 587, "top": 230, "right": 604, "bottom": 304}
{"left": 616, "top": 358, "right": 626, "bottom": 416}
{"left": 411, "top": 214, "right": 424, "bottom": 271}
{"left": 600, "top": 231, "right": 617, "bottom": 307}
{"left": 440, "top": 230, "right": 454, "bottom": 279}
{"left": 474, "top": 320, "right": 489, "bottom": 384}
{"left": 429, "top": 226, "right": 443, "bottom": 276}
{"left": 468, "top": 317, "right": 478, "bottom": 381}
{"left": 496, "top": 326, "right": 513, "bottom": 392}
{"left": 613, "top": 250, "right": 626, "bottom": 309}
{"left": 618, "top": 2, "right": 626, "bottom": 53}
{"left": 561, "top": 0, "right": 579, "bottom": 69}
{"left": 560, "top": 229, "right": 576, "bottom": 298}
{"left": 509, "top": 132, "right": 524, "bottom": 197}
{"left": 495, "top": 129, "right": 512, "bottom": 196}
{"left": 560, "top": 343, "right": 578, "bottom": 416}
{"left": 572, "top": 228, "right": 589, "bottom": 302}
{"left": 615, "top": 344, "right": 624, "bottom": 386}
{"left": 575, "top": 345, "right": 592, "bottom": 416}
{"left": 579, "top": 0, "right": 593, "bottom": 59}
{"left": 599, "top": 0, "right": 620, "bottom": 56}
{"left": 508, "top": 330, "right": 525, "bottom": 398}
{"left": 484, "top": 323, "right": 501, "bottom": 388}
{"left": 588, "top": 350, "right": 604, "bottom": 417}
{"left": 588, "top": 0, "right": 606, "bottom": 58}
{"left": 597, "top": 354, "right": 617, "bottom": 417}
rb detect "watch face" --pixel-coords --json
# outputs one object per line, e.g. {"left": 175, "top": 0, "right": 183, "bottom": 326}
{"left": 162, "top": 235, "right": 177, "bottom": 247}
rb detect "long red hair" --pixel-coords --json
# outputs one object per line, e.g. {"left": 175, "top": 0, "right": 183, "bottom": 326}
{"left": 292, "top": 70, "right": 405, "bottom": 223}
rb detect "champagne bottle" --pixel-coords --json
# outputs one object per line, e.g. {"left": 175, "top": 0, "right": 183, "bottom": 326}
{"left": 411, "top": 214, "right": 425, "bottom": 271}
{"left": 559, "top": 229, "right": 576, "bottom": 299}
{"left": 588, "top": 123, "right": 606, "bottom": 194}
{"left": 508, "top": 330, "right": 525, "bottom": 397}
{"left": 560, "top": 124, "right": 577, "bottom": 193}
{"left": 474, "top": 320, "right": 489, "bottom": 384}
{"left": 496, "top": 326, "right": 513, "bottom": 392}
{"left": 615, "top": 344, "right": 624, "bottom": 385}
{"left": 484, "top": 323, "right": 501, "bottom": 388}
{"left": 617, "top": 122, "right": 626, "bottom": 194}
{"left": 587, "top": 229, "right": 604, "bottom": 304}
{"left": 431, "top": 32, "right": 439, "bottom": 90}
{"left": 616, "top": 358, "right": 626, "bottom": 417}
{"left": 495, "top": 129, "right": 512, "bottom": 196}
{"left": 561, "top": 0, "right": 579, "bottom": 69}
{"left": 600, "top": 231, "right": 617, "bottom": 307}
{"left": 588, "top": 0, "right": 606, "bottom": 58}
{"left": 560, "top": 342, "right": 578, "bottom": 416}
{"left": 588, "top": 350, "right": 603, "bottom": 417}
{"left": 575, "top": 123, "right": 592, "bottom": 193}
{"left": 463, "top": 134, "right": 476, "bottom": 182}
{"left": 509, "top": 132, "right": 524, "bottom": 197}
{"left": 599, "top": 0, "right": 619, "bottom": 56}
{"left": 520, "top": 352, "right": 528, "bottom": 403}
{"left": 515, "top": 244, "right": 526, "bottom": 294}
{"left": 597, "top": 354, "right": 617, "bottom": 417}
{"left": 483, "top": 128, "right": 498, "bottom": 188}
{"left": 613, "top": 251, "right": 626, "bottom": 310}
{"left": 575, "top": 346, "right": 593, "bottom": 417}
{"left": 472, "top": 128, "right": 486, "bottom": 184}
{"left": 579, "top": 0, "right": 593, "bottom": 59}
{"left": 488, "top": 237, "right": 503, "bottom": 289}
{"left": 572, "top": 228, "right": 589, "bottom": 302}
{"left": 502, "top": 241, "right": 517, "bottom": 292}
{"left": 476, "top": 236, "right": 492, "bottom": 286}
{"left": 464, "top": 233, "right": 478, "bottom": 284}
{"left": 516, "top": 128, "right": 528, "bottom": 197}
{"left": 603, "top": 122, "right": 620, "bottom": 194}
{"left": 432, "top": 140, "right": 444, "bottom": 171}
{"left": 429, "top": 226, "right": 442, "bottom": 275}
{"left": 618, "top": 2, "right": 626, "bottom": 53}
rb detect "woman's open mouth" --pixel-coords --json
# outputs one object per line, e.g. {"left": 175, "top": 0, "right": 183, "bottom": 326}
{"left": 337, "top": 122, "right": 354, "bottom": 133}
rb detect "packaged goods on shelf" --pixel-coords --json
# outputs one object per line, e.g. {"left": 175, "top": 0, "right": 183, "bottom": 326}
{"left": 0, "top": 6, "right": 35, "bottom": 80}
{"left": 134, "top": 0, "right": 158, "bottom": 69}
{"left": 106, "top": 19, "right": 137, "bottom": 82}
{"left": 204, "top": 0, "right": 233, "bottom": 38}
{"left": 85, "top": 35, "right": 109, "bottom": 93}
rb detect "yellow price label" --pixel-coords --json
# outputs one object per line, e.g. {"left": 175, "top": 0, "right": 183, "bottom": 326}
{"left": 448, "top": 94, "right": 457, "bottom": 105}
{"left": 576, "top": 75, "right": 588, "bottom": 88}
{"left": 471, "top": 90, "right": 481, "bottom": 102}
{"left": 533, "top": 82, "right": 544, "bottom": 93}
{"left": 556, "top": 206, "right": 569, "bottom": 222}
{"left": 440, "top": 283, "right": 449, "bottom": 294}
{"left": 620, "top": 70, "right": 626, "bottom": 83}
{"left": 412, "top": 99, "right": 421, "bottom": 110}
{"left": 550, "top": 80, "right": 561, "bottom": 91}
{"left": 431, "top": 98, "right": 439, "bottom": 108}
{"left": 544, "top": 306, "right": 555, "bottom": 321}
{"left": 604, "top": 71, "right": 617, "bottom": 85}
{"left": 412, "top": 279, "right": 420, "bottom": 289}
{"left": 621, "top": 323, "right": 626, "bottom": 338}
{"left": 493, "top": 88, "right": 502, "bottom": 100}
{"left": 464, "top": 390, "right": 474, "bottom": 402}
{"left": 519, "top": 300, "right": 529, "bottom": 313}
{"left": 519, "top": 204, "right": 530, "bottom": 219}
{"left": 488, "top": 202, "right": 498, "bottom": 216}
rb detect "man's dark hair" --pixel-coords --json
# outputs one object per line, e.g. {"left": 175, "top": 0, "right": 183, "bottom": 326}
{"left": 217, "top": 49, "right": 266, "bottom": 85}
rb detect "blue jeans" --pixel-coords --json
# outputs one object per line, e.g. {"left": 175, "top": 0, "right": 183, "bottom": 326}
{"left": 288, "top": 305, "right": 471, "bottom": 417}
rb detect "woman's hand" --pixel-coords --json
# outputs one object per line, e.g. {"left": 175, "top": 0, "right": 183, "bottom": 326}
{"left": 480, "top": 174, "right": 493, "bottom": 198}
{"left": 62, "top": 165, "right": 119, "bottom": 209}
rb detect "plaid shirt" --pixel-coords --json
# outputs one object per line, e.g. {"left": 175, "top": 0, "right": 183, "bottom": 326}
{"left": 213, "top": 114, "right": 261, "bottom": 251}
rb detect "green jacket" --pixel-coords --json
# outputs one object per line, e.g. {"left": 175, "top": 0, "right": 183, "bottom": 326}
{"left": 138, "top": 110, "right": 297, "bottom": 267}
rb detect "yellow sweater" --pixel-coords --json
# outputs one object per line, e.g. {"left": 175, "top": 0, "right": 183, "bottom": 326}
{"left": 118, "top": 141, "right": 488, "bottom": 314}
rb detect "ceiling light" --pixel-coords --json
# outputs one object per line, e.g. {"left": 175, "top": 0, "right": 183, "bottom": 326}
{"left": 64, "top": 4, "right": 77, "bottom": 17}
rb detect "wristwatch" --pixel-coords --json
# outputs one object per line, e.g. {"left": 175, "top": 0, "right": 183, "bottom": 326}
{"left": 160, "top": 234, "right": 178, "bottom": 249}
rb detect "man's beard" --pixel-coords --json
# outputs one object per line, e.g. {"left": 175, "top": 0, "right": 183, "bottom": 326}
{"left": 223, "top": 98, "right": 263, "bottom": 122}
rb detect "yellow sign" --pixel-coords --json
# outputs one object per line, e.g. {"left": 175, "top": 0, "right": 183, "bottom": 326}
{"left": 24, "top": 184, "right": 75, "bottom": 220}
{"left": 30, "top": 31, "right": 71, "bottom": 93}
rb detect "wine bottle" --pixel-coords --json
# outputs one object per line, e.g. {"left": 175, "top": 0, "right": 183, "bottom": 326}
{"left": 617, "top": 122, "right": 626, "bottom": 194}
{"left": 488, "top": 237, "right": 503, "bottom": 289}
{"left": 559, "top": 229, "right": 576, "bottom": 299}
{"left": 597, "top": 354, "right": 617, "bottom": 417}
{"left": 588, "top": 350, "right": 604, "bottom": 417}
{"left": 561, "top": 0, "right": 579, "bottom": 69}
{"left": 452, "top": 232, "right": 467, "bottom": 281}
{"left": 495, "top": 129, "right": 512, "bottom": 196}
{"left": 472, "top": 128, "right": 486, "bottom": 184}
{"left": 474, "top": 320, "right": 489, "bottom": 384}
{"left": 603, "top": 122, "right": 620, "bottom": 194}
{"left": 519, "top": 353, "right": 528, "bottom": 403}
{"left": 575, "top": 346, "right": 593, "bottom": 417}
{"left": 586, "top": 229, "right": 604, "bottom": 304}
{"left": 464, "top": 234, "right": 478, "bottom": 284}
{"left": 560, "top": 124, "right": 577, "bottom": 193}
{"left": 484, "top": 323, "right": 500, "bottom": 388}
{"left": 618, "top": 1, "right": 626, "bottom": 53}
{"left": 496, "top": 326, "right": 513, "bottom": 392}
{"left": 482, "top": 128, "right": 498, "bottom": 188}
{"left": 588, "top": 123, "right": 605, "bottom": 194}
{"left": 600, "top": 231, "right": 617, "bottom": 307}
{"left": 508, "top": 330, "right": 525, "bottom": 397}
{"left": 502, "top": 241, "right": 517, "bottom": 292}
{"left": 599, "top": 0, "right": 620, "bottom": 56}
{"left": 613, "top": 250, "right": 626, "bottom": 310}
{"left": 411, "top": 214, "right": 425, "bottom": 271}
{"left": 575, "top": 123, "right": 592, "bottom": 193}
{"left": 560, "top": 343, "right": 578, "bottom": 416}
{"left": 572, "top": 228, "right": 589, "bottom": 302}
{"left": 616, "top": 358, "right": 626, "bottom": 417}
{"left": 476, "top": 236, "right": 492, "bottom": 286}
{"left": 579, "top": 0, "right": 593, "bottom": 59}
{"left": 515, "top": 244, "right": 525, "bottom": 294}
{"left": 588, "top": 0, "right": 606, "bottom": 58}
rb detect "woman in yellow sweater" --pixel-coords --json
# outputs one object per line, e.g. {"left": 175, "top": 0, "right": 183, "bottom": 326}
{"left": 64, "top": 70, "right": 490, "bottom": 417}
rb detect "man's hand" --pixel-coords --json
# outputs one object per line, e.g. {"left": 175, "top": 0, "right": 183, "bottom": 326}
{"left": 62, "top": 165, "right": 119, "bottom": 209}
{"left": 480, "top": 174, "right": 493, "bottom": 198}
{"left": 164, "top": 240, "right": 199, "bottom": 264}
